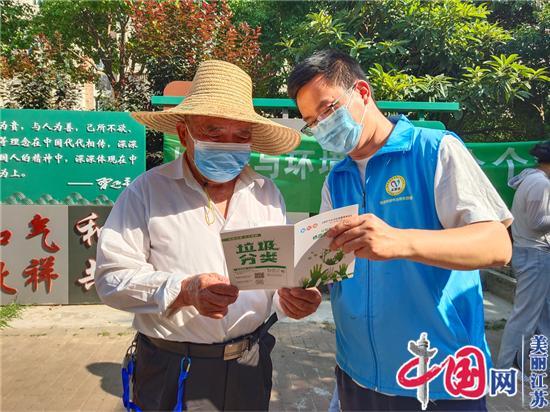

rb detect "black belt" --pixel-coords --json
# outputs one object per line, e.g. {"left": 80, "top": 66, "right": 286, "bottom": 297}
{"left": 142, "top": 313, "right": 277, "bottom": 361}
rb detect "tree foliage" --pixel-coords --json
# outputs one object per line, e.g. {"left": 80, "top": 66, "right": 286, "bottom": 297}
{"left": 1, "top": 27, "right": 84, "bottom": 110}
{"left": 1, "top": 0, "right": 265, "bottom": 112}
{"left": 129, "top": 0, "right": 267, "bottom": 96}
{"left": 1, "top": 0, "right": 548, "bottom": 141}
{"left": 272, "top": 0, "right": 549, "bottom": 140}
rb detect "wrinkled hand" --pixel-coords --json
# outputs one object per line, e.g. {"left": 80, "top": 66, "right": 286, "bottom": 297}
{"left": 175, "top": 273, "right": 239, "bottom": 319}
{"left": 327, "top": 213, "right": 408, "bottom": 260}
{"left": 278, "top": 287, "right": 322, "bottom": 319}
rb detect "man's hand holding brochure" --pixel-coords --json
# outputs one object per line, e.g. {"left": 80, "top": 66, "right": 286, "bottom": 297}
{"left": 220, "top": 205, "right": 359, "bottom": 290}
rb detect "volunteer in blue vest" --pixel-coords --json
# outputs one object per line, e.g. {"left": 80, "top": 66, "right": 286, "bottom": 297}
{"left": 287, "top": 49, "right": 513, "bottom": 411}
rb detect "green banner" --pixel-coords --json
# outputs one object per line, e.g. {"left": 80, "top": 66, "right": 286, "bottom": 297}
{"left": 466, "top": 141, "right": 539, "bottom": 209}
{"left": 163, "top": 133, "right": 539, "bottom": 213}
{"left": 167, "top": 132, "right": 542, "bottom": 213}
{"left": 1, "top": 109, "right": 146, "bottom": 205}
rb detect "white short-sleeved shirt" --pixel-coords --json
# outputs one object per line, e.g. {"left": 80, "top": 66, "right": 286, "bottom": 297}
{"left": 321, "top": 135, "right": 513, "bottom": 228}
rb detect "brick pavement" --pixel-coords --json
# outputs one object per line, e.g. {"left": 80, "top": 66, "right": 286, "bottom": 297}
{"left": 0, "top": 305, "right": 547, "bottom": 411}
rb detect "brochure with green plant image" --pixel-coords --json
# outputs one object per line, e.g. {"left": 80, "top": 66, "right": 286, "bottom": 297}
{"left": 220, "top": 205, "right": 358, "bottom": 290}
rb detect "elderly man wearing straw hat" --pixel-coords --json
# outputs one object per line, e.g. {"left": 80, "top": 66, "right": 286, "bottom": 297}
{"left": 95, "top": 60, "right": 322, "bottom": 411}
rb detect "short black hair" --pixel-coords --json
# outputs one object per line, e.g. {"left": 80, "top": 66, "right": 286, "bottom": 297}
{"left": 530, "top": 140, "right": 550, "bottom": 164}
{"left": 287, "top": 49, "right": 367, "bottom": 100}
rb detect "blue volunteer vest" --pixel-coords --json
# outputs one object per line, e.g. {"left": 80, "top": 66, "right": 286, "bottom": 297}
{"left": 328, "top": 115, "right": 492, "bottom": 399}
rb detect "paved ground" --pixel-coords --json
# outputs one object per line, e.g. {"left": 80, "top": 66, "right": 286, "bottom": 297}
{"left": 1, "top": 293, "right": 547, "bottom": 411}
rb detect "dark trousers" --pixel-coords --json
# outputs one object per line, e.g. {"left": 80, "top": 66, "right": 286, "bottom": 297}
{"left": 336, "top": 365, "right": 488, "bottom": 411}
{"left": 133, "top": 332, "right": 276, "bottom": 411}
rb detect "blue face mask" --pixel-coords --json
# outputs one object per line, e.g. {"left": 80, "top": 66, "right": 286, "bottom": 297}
{"left": 311, "top": 103, "right": 367, "bottom": 154}
{"left": 188, "top": 129, "right": 251, "bottom": 183}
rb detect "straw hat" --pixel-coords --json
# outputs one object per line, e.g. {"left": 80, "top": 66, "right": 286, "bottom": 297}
{"left": 131, "top": 60, "right": 301, "bottom": 155}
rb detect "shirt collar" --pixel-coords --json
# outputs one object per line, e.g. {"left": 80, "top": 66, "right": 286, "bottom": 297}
{"left": 375, "top": 114, "right": 415, "bottom": 156}
{"left": 333, "top": 114, "right": 415, "bottom": 173}
{"left": 153, "top": 154, "right": 266, "bottom": 190}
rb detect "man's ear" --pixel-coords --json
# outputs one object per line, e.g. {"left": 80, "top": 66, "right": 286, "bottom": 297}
{"left": 175, "top": 120, "right": 188, "bottom": 148}
{"left": 356, "top": 80, "right": 372, "bottom": 104}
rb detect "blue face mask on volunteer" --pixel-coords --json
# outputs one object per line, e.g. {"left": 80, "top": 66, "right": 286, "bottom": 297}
{"left": 187, "top": 126, "right": 251, "bottom": 183}
{"left": 311, "top": 100, "right": 367, "bottom": 154}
